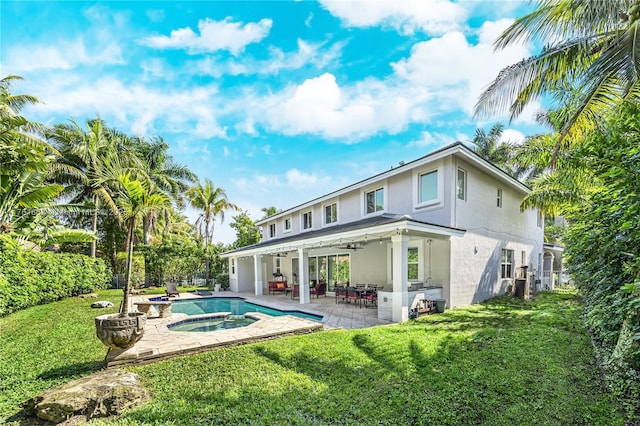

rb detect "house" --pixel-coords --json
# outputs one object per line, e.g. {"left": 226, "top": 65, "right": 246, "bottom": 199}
{"left": 221, "top": 142, "right": 545, "bottom": 322}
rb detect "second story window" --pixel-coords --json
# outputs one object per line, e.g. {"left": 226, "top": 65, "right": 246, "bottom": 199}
{"left": 419, "top": 170, "right": 438, "bottom": 203}
{"left": 269, "top": 223, "right": 276, "bottom": 238}
{"left": 325, "top": 203, "right": 337, "bottom": 224}
{"left": 284, "top": 217, "right": 291, "bottom": 232}
{"left": 457, "top": 169, "right": 466, "bottom": 201}
{"left": 496, "top": 188, "right": 503, "bottom": 208}
{"left": 302, "top": 211, "right": 313, "bottom": 230}
{"left": 365, "top": 188, "right": 384, "bottom": 214}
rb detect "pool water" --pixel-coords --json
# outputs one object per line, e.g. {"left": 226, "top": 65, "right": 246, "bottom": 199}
{"left": 166, "top": 297, "right": 323, "bottom": 322}
{"left": 168, "top": 316, "right": 256, "bottom": 332}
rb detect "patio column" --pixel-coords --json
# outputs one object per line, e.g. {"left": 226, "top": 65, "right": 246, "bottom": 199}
{"left": 391, "top": 234, "right": 410, "bottom": 322}
{"left": 253, "top": 254, "right": 263, "bottom": 296}
{"left": 297, "top": 248, "right": 310, "bottom": 304}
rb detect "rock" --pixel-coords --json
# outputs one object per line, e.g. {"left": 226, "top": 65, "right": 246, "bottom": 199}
{"left": 23, "top": 369, "right": 151, "bottom": 424}
{"left": 78, "top": 293, "right": 99, "bottom": 299}
{"left": 91, "top": 301, "right": 114, "bottom": 309}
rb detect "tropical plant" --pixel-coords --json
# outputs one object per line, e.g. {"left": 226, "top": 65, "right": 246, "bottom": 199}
{"left": 229, "top": 211, "right": 260, "bottom": 248}
{"left": 186, "top": 179, "right": 240, "bottom": 286}
{"left": 475, "top": 0, "right": 640, "bottom": 164}
{"left": 260, "top": 206, "right": 279, "bottom": 219}
{"left": 112, "top": 174, "right": 170, "bottom": 314}
{"left": 48, "top": 118, "right": 134, "bottom": 257}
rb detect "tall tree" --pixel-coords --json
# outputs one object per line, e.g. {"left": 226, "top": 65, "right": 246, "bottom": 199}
{"left": 48, "top": 118, "right": 132, "bottom": 257}
{"left": 134, "top": 136, "right": 196, "bottom": 245}
{"left": 475, "top": 0, "right": 640, "bottom": 164}
{"left": 111, "top": 173, "right": 170, "bottom": 313}
{"left": 261, "top": 206, "right": 278, "bottom": 219}
{"left": 229, "top": 211, "right": 260, "bottom": 248}
{"left": 186, "top": 179, "right": 240, "bottom": 285}
{"left": 470, "top": 123, "right": 513, "bottom": 170}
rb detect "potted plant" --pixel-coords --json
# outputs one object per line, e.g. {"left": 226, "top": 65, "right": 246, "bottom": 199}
{"left": 95, "top": 174, "right": 170, "bottom": 350}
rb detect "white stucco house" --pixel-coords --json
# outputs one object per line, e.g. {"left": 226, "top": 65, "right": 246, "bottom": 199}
{"left": 221, "top": 142, "right": 545, "bottom": 322}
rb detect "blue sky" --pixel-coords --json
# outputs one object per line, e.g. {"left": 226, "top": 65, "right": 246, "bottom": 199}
{"left": 1, "top": 0, "right": 544, "bottom": 244}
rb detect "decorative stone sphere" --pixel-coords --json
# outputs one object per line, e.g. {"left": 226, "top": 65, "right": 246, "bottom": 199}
{"left": 95, "top": 312, "right": 146, "bottom": 349}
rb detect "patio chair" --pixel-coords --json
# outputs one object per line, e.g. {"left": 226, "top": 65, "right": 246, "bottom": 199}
{"left": 346, "top": 287, "right": 362, "bottom": 308}
{"left": 363, "top": 289, "right": 378, "bottom": 308}
{"left": 335, "top": 286, "right": 348, "bottom": 304}
{"left": 291, "top": 284, "right": 300, "bottom": 300}
{"left": 165, "top": 282, "right": 180, "bottom": 297}
{"left": 310, "top": 282, "right": 327, "bottom": 298}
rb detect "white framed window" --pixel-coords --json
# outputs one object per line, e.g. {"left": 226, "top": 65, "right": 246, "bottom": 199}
{"left": 283, "top": 217, "right": 292, "bottom": 233}
{"left": 274, "top": 257, "right": 281, "bottom": 274}
{"left": 231, "top": 258, "right": 236, "bottom": 275}
{"left": 365, "top": 188, "right": 384, "bottom": 214}
{"left": 457, "top": 168, "right": 466, "bottom": 201}
{"left": 497, "top": 188, "right": 503, "bottom": 208}
{"left": 537, "top": 210, "right": 543, "bottom": 228}
{"left": 302, "top": 211, "right": 313, "bottom": 230}
{"left": 419, "top": 170, "right": 438, "bottom": 203}
{"left": 501, "top": 249, "right": 513, "bottom": 278}
{"left": 521, "top": 250, "right": 526, "bottom": 266}
{"left": 269, "top": 223, "right": 276, "bottom": 238}
{"left": 324, "top": 202, "right": 337, "bottom": 225}
{"left": 407, "top": 247, "right": 419, "bottom": 281}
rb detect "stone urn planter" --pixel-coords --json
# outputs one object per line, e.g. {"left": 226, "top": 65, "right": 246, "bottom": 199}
{"left": 95, "top": 312, "right": 146, "bottom": 350}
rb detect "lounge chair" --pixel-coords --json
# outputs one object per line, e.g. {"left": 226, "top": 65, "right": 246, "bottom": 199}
{"left": 165, "top": 282, "right": 180, "bottom": 297}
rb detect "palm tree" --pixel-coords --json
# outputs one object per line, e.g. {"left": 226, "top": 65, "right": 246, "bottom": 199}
{"left": 112, "top": 173, "right": 170, "bottom": 314}
{"left": 260, "top": 206, "right": 279, "bottom": 219}
{"left": 186, "top": 179, "right": 240, "bottom": 285}
{"left": 469, "top": 123, "right": 514, "bottom": 170}
{"left": 134, "top": 136, "right": 196, "bottom": 245}
{"left": 48, "top": 118, "right": 132, "bottom": 257}
{"left": 474, "top": 0, "right": 640, "bottom": 165}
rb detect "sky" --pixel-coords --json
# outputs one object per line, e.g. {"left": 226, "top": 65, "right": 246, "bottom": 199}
{"left": 1, "top": 0, "right": 545, "bottom": 244}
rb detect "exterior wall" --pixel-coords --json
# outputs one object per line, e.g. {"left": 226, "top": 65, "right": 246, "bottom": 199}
{"left": 350, "top": 243, "right": 388, "bottom": 286}
{"left": 230, "top": 257, "right": 255, "bottom": 293}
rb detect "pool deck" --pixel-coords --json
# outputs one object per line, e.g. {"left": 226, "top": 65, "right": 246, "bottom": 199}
{"left": 106, "top": 290, "right": 391, "bottom": 367}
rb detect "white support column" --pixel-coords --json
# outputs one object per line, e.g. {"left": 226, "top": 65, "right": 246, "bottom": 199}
{"left": 297, "top": 248, "right": 310, "bottom": 304}
{"left": 254, "top": 254, "right": 263, "bottom": 296}
{"left": 392, "top": 234, "right": 409, "bottom": 322}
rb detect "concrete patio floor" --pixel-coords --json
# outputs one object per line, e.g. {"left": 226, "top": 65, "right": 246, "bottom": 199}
{"left": 106, "top": 290, "right": 391, "bottom": 367}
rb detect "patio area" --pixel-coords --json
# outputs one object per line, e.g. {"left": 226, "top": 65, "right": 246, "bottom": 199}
{"left": 107, "top": 290, "right": 391, "bottom": 367}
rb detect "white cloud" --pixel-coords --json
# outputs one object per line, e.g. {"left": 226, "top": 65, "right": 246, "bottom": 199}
{"left": 499, "top": 128, "right": 526, "bottom": 145}
{"left": 141, "top": 17, "right": 272, "bottom": 55}
{"left": 391, "top": 19, "right": 532, "bottom": 116}
{"left": 6, "top": 39, "right": 123, "bottom": 72}
{"left": 261, "top": 73, "right": 417, "bottom": 140}
{"left": 319, "top": 0, "right": 467, "bottom": 35}
{"left": 285, "top": 169, "right": 317, "bottom": 189}
{"left": 408, "top": 130, "right": 452, "bottom": 148}
{"left": 193, "top": 39, "right": 343, "bottom": 77}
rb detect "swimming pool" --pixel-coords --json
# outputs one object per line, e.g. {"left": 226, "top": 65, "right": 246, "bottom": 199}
{"left": 153, "top": 296, "right": 323, "bottom": 322}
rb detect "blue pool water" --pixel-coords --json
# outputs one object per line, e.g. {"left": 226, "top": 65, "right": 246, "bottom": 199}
{"left": 168, "top": 316, "right": 256, "bottom": 332}
{"left": 158, "top": 297, "right": 323, "bottom": 322}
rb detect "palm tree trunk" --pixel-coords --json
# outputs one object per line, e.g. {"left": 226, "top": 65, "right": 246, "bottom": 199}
{"left": 91, "top": 194, "right": 99, "bottom": 258}
{"left": 122, "top": 218, "right": 135, "bottom": 315}
{"left": 205, "top": 218, "right": 210, "bottom": 287}
{"left": 143, "top": 214, "right": 151, "bottom": 245}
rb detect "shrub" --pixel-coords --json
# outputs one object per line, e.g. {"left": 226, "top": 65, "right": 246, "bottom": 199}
{"left": 0, "top": 237, "right": 111, "bottom": 316}
{"left": 216, "top": 273, "right": 229, "bottom": 290}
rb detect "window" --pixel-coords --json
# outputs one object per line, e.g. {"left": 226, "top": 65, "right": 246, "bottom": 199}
{"left": 269, "top": 223, "right": 276, "bottom": 238}
{"left": 501, "top": 249, "right": 513, "bottom": 278}
{"left": 419, "top": 170, "right": 438, "bottom": 203}
{"left": 284, "top": 217, "right": 291, "bottom": 232}
{"left": 325, "top": 203, "right": 337, "bottom": 224}
{"left": 537, "top": 210, "right": 543, "bottom": 228}
{"left": 457, "top": 169, "right": 466, "bottom": 201}
{"left": 231, "top": 258, "right": 236, "bottom": 275}
{"left": 496, "top": 188, "right": 503, "bottom": 208}
{"left": 274, "top": 257, "right": 281, "bottom": 275}
{"left": 365, "top": 188, "right": 384, "bottom": 214}
{"left": 407, "top": 247, "right": 419, "bottom": 281}
{"left": 302, "top": 211, "right": 312, "bottom": 229}
{"left": 521, "top": 250, "right": 526, "bottom": 266}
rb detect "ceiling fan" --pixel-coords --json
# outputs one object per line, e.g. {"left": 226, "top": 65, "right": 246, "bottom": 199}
{"left": 337, "top": 243, "right": 364, "bottom": 250}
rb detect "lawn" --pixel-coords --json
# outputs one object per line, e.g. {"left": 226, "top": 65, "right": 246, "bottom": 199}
{"left": 1, "top": 292, "right": 623, "bottom": 425}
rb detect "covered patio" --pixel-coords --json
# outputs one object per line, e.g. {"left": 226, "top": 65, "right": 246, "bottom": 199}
{"left": 223, "top": 214, "right": 465, "bottom": 323}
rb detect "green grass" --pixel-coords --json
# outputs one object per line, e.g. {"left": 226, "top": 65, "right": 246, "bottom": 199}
{"left": 1, "top": 292, "right": 623, "bottom": 425}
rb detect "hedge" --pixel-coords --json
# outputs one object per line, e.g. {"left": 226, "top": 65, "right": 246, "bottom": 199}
{"left": 0, "top": 238, "right": 111, "bottom": 316}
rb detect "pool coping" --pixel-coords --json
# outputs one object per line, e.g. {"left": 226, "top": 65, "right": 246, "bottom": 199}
{"left": 105, "top": 300, "right": 324, "bottom": 367}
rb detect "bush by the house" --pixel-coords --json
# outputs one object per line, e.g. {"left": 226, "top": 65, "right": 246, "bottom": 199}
{"left": 0, "top": 237, "right": 111, "bottom": 316}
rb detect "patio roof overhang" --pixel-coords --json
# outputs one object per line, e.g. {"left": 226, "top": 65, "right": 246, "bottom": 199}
{"left": 221, "top": 213, "right": 466, "bottom": 258}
